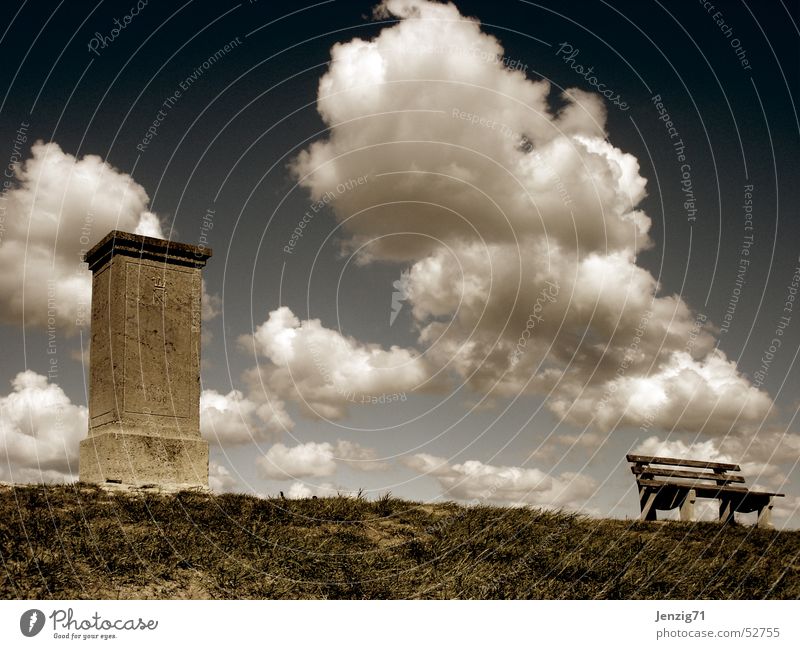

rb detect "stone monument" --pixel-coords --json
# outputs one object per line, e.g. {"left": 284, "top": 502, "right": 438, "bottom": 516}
{"left": 79, "top": 230, "right": 212, "bottom": 489}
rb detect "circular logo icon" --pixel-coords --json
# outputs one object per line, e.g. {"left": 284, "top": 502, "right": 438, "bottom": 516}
{"left": 20, "top": 609, "right": 45, "bottom": 637}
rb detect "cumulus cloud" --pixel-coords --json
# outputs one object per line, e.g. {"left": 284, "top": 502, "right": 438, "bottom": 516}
{"left": 279, "top": 0, "right": 772, "bottom": 435}
{"left": 200, "top": 388, "right": 291, "bottom": 446}
{"left": 0, "top": 371, "right": 86, "bottom": 482}
{"left": 634, "top": 436, "right": 735, "bottom": 465}
{"left": 772, "top": 495, "right": 800, "bottom": 529}
{"left": 208, "top": 462, "right": 239, "bottom": 493}
{"left": 201, "top": 279, "right": 222, "bottom": 321}
{"left": 284, "top": 481, "right": 350, "bottom": 499}
{"left": 257, "top": 439, "right": 387, "bottom": 480}
{"left": 0, "top": 141, "right": 164, "bottom": 333}
{"left": 633, "top": 434, "right": 795, "bottom": 490}
{"left": 730, "top": 431, "right": 800, "bottom": 476}
{"left": 133, "top": 211, "right": 164, "bottom": 238}
{"left": 403, "top": 453, "right": 596, "bottom": 510}
{"left": 552, "top": 350, "right": 773, "bottom": 435}
{"left": 245, "top": 306, "right": 428, "bottom": 420}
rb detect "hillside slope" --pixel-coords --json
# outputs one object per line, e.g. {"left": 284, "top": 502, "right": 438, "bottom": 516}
{"left": 1, "top": 484, "right": 798, "bottom": 599}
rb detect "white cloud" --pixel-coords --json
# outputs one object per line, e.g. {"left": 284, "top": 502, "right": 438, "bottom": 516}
{"left": 257, "top": 439, "right": 387, "bottom": 480}
{"left": 634, "top": 436, "right": 735, "bottom": 465}
{"left": 133, "top": 211, "right": 164, "bottom": 238}
{"left": 403, "top": 453, "right": 596, "bottom": 510}
{"left": 633, "top": 434, "right": 798, "bottom": 498}
{"left": 773, "top": 495, "right": 800, "bottom": 529}
{"left": 245, "top": 306, "right": 428, "bottom": 420}
{"left": 0, "top": 371, "right": 86, "bottom": 482}
{"left": 0, "top": 141, "right": 164, "bottom": 333}
{"left": 208, "top": 462, "right": 239, "bottom": 493}
{"left": 200, "top": 388, "right": 291, "bottom": 446}
{"left": 553, "top": 350, "right": 774, "bottom": 436}
{"left": 201, "top": 279, "right": 221, "bottom": 322}
{"left": 724, "top": 430, "right": 800, "bottom": 467}
{"left": 259, "top": 441, "right": 336, "bottom": 479}
{"left": 333, "top": 439, "right": 389, "bottom": 471}
{"left": 281, "top": 0, "right": 772, "bottom": 435}
{"left": 285, "top": 481, "right": 347, "bottom": 499}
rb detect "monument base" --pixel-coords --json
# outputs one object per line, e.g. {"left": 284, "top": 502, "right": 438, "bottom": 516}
{"left": 79, "top": 432, "right": 209, "bottom": 489}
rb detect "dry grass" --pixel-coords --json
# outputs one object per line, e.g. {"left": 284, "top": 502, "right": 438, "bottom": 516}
{"left": 1, "top": 483, "right": 798, "bottom": 599}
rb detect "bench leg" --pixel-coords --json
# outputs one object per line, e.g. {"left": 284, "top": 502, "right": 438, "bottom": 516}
{"left": 639, "top": 488, "right": 657, "bottom": 521}
{"left": 719, "top": 498, "right": 735, "bottom": 525}
{"left": 680, "top": 489, "right": 696, "bottom": 522}
{"left": 757, "top": 497, "right": 774, "bottom": 529}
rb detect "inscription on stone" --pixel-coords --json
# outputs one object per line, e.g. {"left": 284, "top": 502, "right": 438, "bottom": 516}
{"left": 123, "top": 261, "right": 193, "bottom": 418}
{"left": 153, "top": 276, "right": 166, "bottom": 306}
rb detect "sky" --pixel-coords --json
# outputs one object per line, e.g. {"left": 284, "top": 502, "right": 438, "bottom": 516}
{"left": 0, "top": 0, "right": 799, "bottom": 527}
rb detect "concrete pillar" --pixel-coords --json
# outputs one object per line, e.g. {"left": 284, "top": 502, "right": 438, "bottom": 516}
{"left": 757, "top": 497, "right": 774, "bottom": 529}
{"left": 79, "top": 231, "right": 212, "bottom": 489}
{"left": 680, "top": 488, "right": 696, "bottom": 522}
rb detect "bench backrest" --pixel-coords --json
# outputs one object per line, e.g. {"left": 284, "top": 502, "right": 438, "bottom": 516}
{"left": 626, "top": 454, "right": 745, "bottom": 487}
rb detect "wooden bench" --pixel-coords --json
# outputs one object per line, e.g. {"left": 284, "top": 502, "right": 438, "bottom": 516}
{"left": 627, "top": 454, "right": 784, "bottom": 528}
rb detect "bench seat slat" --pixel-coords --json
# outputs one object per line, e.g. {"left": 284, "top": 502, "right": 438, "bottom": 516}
{"left": 630, "top": 466, "right": 745, "bottom": 483}
{"left": 626, "top": 454, "right": 740, "bottom": 471}
{"left": 635, "top": 478, "right": 784, "bottom": 498}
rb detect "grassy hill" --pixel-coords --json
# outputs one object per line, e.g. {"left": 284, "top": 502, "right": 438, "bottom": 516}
{"left": 1, "top": 483, "right": 798, "bottom": 599}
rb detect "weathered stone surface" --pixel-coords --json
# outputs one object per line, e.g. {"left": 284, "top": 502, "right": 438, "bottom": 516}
{"left": 79, "top": 231, "right": 212, "bottom": 489}
{"left": 79, "top": 432, "right": 209, "bottom": 488}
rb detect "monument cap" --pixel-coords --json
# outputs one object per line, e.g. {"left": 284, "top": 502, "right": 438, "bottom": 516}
{"left": 84, "top": 230, "right": 212, "bottom": 272}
